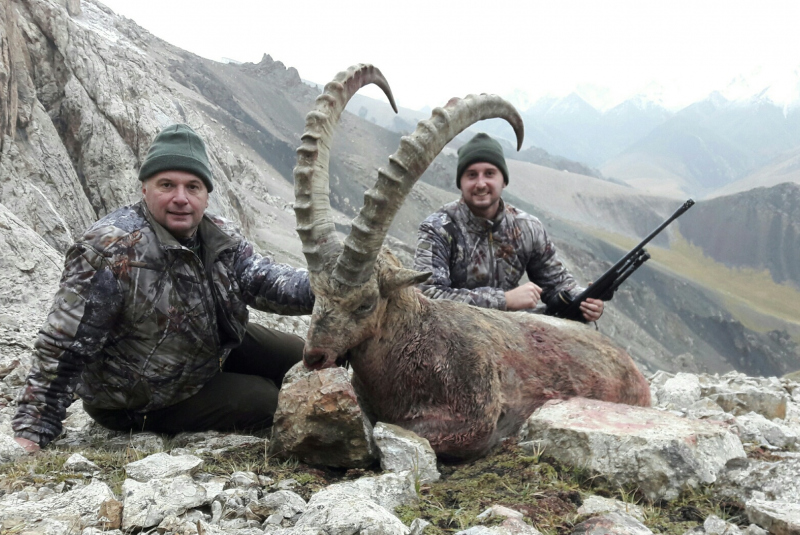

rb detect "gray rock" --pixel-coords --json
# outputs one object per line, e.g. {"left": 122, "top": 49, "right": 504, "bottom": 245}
{"left": 171, "top": 431, "right": 266, "bottom": 455}
{"left": 64, "top": 453, "right": 100, "bottom": 472}
{"left": 121, "top": 475, "right": 208, "bottom": 529}
{"left": 476, "top": 505, "right": 524, "bottom": 521}
{"left": 289, "top": 471, "right": 418, "bottom": 534}
{"left": 373, "top": 422, "right": 440, "bottom": 483}
{"left": 226, "top": 471, "right": 260, "bottom": 489}
{"left": 410, "top": 518, "right": 431, "bottom": 535}
{"left": 294, "top": 492, "right": 409, "bottom": 535}
{"left": 703, "top": 514, "right": 743, "bottom": 534}
{"left": 247, "top": 490, "right": 307, "bottom": 523}
{"left": 734, "top": 412, "right": 797, "bottom": 449}
{"left": 716, "top": 453, "right": 800, "bottom": 505}
{"left": 571, "top": 512, "right": 654, "bottom": 534}
{"left": 578, "top": 495, "right": 646, "bottom": 522}
{"left": 82, "top": 528, "right": 123, "bottom": 535}
{"left": 746, "top": 499, "right": 800, "bottom": 535}
{"left": 124, "top": 452, "right": 203, "bottom": 482}
{"left": 457, "top": 517, "right": 543, "bottom": 535}
{"left": 519, "top": 397, "right": 746, "bottom": 501}
{"left": 658, "top": 373, "right": 702, "bottom": 409}
{"left": 710, "top": 390, "right": 788, "bottom": 420}
{"left": 318, "top": 470, "right": 419, "bottom": 513}
{"left": 0, "top": 479, "right": 115, "bottom": 530}
{"left": 0, "top": 433, "right": 25, "bottom": 463}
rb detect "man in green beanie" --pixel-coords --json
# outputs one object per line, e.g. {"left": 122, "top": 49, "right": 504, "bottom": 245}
{"left": 413, "top": 132, "right": 603, "bottom": 321}
{"left": 13, "top": 124, "right": 314, "bottom": 453}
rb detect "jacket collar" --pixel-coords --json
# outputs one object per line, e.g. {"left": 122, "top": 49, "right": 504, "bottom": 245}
{"left": 139, "top": 201, "right": 238, "bottom": 258}
{"left": 457, "top": 197, "right": 506, "bottom": 233}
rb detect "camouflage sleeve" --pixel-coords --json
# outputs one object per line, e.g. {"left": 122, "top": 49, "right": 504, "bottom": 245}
{"left": 12, "top": 244, "right": 123, "bottom": 448}
{"left": 524, "top": 222, "right": 582, "bottom": 305}
{"left": 233, "top": 239, "right": 314, "bottom": 315}
{"left": 413, "top": 215, "right": 507, "bottom": 310}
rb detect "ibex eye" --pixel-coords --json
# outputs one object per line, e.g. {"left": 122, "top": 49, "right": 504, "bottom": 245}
{"left": 355, "top": 303, "right": 373, "bottom": 314}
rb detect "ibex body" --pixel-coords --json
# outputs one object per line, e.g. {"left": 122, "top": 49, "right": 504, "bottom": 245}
{"left": 294, "top": 65, "right": 651, "bottom": 460}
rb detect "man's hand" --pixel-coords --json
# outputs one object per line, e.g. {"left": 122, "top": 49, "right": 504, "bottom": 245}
{"left": 505, "top": 282, "right": 543, "bottom": 311}
{"left": 580, "top": 298, "right": 604, "bottom": 322}
{"left": 14, "top": 437, "right": 40, "bottom": 454}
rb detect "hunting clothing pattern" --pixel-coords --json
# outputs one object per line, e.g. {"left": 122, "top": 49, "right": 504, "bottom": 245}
{"left": 414, "top": 199, "right": 581, "bottom": 310}
{"left": 13, "top": 202, "right": 314, "bottom": 447}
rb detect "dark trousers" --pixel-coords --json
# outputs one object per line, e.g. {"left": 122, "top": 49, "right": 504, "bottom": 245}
{"left": 84, "top": 323, "right": 304, "bottom": 434}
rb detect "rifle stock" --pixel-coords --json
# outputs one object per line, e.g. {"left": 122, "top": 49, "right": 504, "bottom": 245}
{"left": 545, "top": 199, "right": 695, "bottom": 322}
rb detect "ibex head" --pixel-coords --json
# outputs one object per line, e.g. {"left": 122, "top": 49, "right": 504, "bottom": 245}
{"left": 293, "top": 64, "right": 523, "bottom": 370}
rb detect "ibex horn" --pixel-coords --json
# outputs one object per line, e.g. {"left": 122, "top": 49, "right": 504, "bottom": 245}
{"left": 332, "top": 94, "right": 524, "bottom": 286}
{"left": 293, "top": 64, "right": 398, "bottom": 273}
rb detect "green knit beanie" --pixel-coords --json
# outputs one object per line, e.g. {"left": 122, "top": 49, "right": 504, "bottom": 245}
{"left": 456, "top": 133, "right": 509, "bottom": 188}
{"left": 138, "top": 124, "right": 214, "bottom": 192}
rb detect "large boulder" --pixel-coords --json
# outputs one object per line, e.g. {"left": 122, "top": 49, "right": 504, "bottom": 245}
{"left": 0, "top": 479, "right": 116, "bottom": 532}
{"left": 292, "top": 471, "right": 418, "bottom": 535}
{"left": 270, "top": 364, "right": 376, "bottom": 468}
{"left": 519, "top": 397, "right": 745, "bottom": 501}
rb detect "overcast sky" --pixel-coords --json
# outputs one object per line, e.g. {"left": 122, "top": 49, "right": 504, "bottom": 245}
{"left": 98, "top": 0, "right": 800, "bottom": 112}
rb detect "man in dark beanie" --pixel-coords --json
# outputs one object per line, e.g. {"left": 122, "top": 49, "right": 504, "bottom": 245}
{"left": 413, "top": 132, "right": 603, "bottom": 321}
{"left": 13, "top": 124, "right": 314, "bottom": 453}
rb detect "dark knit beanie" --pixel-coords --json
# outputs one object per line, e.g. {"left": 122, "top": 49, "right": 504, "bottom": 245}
{"left": 138, "top": 124, "right": 214, "bottom": 192}
{"left": 456, "top": 133, "right": 509, "bottom": 188}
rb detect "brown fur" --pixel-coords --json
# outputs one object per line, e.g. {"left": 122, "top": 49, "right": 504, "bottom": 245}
{"left": 304, "top": 249, "right": 651, "bottom": 461}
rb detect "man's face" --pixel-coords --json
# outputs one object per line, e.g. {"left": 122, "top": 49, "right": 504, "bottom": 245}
{"left": 459, "top": 162, "right": 505, "bottom": 218}
{"left": 142, "top": 170, "right": 209, "bottom": 239}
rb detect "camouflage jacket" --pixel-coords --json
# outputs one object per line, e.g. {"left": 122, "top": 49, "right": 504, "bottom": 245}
{"left": 13, "top": 202, "right": 314, "bottom": 447}
{"left": 413, "top": 198, "right": 581, "bottom": 310}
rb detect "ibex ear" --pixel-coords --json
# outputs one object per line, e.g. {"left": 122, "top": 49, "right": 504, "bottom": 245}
{"left": 380, "top": 268, "right": 432, "bottom": 296}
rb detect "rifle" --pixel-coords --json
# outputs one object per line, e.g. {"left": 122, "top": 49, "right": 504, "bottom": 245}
{"left": 545, "top": 199, "right": 696, "bottom": 322}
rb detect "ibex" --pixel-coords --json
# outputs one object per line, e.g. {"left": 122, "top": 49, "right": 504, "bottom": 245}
{"left": 293, "top": 64, "right": 651, "bottom": 460}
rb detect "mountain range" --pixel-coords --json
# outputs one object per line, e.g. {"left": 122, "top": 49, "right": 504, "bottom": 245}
{"left": 355, "top": 84, "right": 800, "bottom": 200}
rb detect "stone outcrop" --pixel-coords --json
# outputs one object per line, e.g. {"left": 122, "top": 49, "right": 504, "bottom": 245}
{"left": 518, "top": 397, "right": 746, "bottom": 501}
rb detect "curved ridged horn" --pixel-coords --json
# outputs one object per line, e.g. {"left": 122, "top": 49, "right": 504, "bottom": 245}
{"left": 332, "top": 93, "right": 524, "bottom": 286}
{"left": 293, "top": 64, "right": 398, "bottom": 272}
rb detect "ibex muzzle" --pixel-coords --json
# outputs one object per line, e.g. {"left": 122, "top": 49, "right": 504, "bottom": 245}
{"left": 292, "top": 64, "right": 651, "bottom": 460}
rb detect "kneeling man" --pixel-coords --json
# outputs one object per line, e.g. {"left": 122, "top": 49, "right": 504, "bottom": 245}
{"left": 14, "top": 124, "right": 314, "bottom": 452}
{"left": 414, "top": 132, "right": 603, "bottom": 321}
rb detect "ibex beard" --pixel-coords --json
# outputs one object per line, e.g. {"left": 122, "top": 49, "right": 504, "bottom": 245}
{"left": 293, "top": 64, "right": 651, "bottom": 461}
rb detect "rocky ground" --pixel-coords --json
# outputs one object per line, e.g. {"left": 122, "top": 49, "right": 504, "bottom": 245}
{"left": 0, "top": 365, "right": 798, "bottom": 535}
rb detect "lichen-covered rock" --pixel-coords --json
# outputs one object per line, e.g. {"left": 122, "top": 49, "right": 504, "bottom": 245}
{"left": 519, "top": 397, "right": 746, "bottom": 501}
{"left": 659, "top": 373, "right": 702, "bottom": 409}
{"left": 0, "top": 479, "right": 115, "bottom": 531}
{"left": 733, "top": 412, "right": 798, "bottom": 449}
{"left": 746, "top": 499, "right": 800, "bottom": 535}
{"left": 571, "top": 512, "right": 653, "bottom": 535}
{"left": 124, "top": 452, "right": 204, "bottom": 482}
{"left": 64, "top": 453, "right": 100, "bottom": 472}
{"left": 716, "top": 453, "right": 800, "bottom": 506}
{"left": 121, "top": 475, "right": 208, "bottom": 529}
{"left": 577, "top": 495, "right": 646, "bottom": 522}
{"left": 373, "top": 422, "right": 440, "bottom": 483}
{"left": 246, "top": 490, "right": 306, "bottom": 524}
